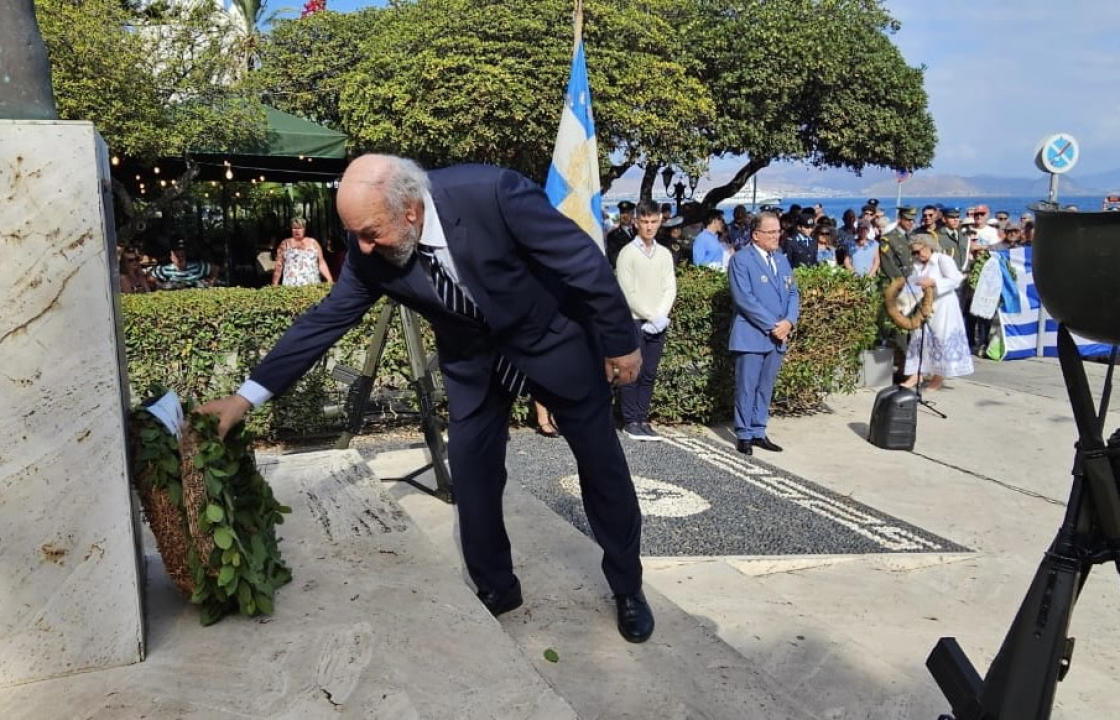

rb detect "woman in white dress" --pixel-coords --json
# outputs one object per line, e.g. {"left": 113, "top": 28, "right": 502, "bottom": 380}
{"left": 901, "top": 233, "right": 974, "bottom": 390}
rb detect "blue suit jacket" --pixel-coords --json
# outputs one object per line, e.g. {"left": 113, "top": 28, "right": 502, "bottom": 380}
{"left": 250, "top": 165, "right": 639, "bottom": 418}
{"left": 728, "top": 244, "right": 800, "bottom": 354}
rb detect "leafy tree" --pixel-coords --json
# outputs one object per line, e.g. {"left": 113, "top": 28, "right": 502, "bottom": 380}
{"left": 36, "top": 0, "right": 267, "bottom": 242}
{"left": 331, "top": 0, "right": 713, "bottom": 185}
{"left": 254, "top": 8, "right": 376, "bottom": 131}
{"left": 681, "top": 0, "right": 936, "bottom": 207}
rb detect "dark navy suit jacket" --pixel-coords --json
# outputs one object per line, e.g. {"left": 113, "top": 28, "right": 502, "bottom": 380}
{"left": 249, "top": 164, "right": 639, "bottom": 419}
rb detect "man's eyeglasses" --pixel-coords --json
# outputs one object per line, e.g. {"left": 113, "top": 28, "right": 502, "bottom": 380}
{"left": 910, "top": 248, "right": 924, "bottom": 256}
{"left": 755, "top": 229, "right": 781, "bottom": 236}
{"left": 974, "top": 210, "right": 989, "bottom": 216}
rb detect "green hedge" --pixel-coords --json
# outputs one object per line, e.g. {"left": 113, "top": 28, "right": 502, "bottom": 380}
{"left": 122, "top": 287, "right": 425, "bottom": 439}
{"left": 654, "top": 265, "right": 881, "bottom": 422}
{"left": 121, "top": 266, "right": 880, "bottom": 438}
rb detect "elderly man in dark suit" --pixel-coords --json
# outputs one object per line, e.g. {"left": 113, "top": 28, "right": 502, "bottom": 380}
{"left": 728, "top": 212, "right": 800, "bottom": 455}
{"left": 200, "top": 154, "right": 654, "bottom": 642}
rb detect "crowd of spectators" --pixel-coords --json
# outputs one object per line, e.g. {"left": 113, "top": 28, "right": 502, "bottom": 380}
{"left": 598, "top": 193, "right": 1098, "bottom": 390}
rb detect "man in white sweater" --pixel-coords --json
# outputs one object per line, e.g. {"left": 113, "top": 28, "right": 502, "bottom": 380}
{"left": 615, "top": 200, "right": 678, "bottom": 441}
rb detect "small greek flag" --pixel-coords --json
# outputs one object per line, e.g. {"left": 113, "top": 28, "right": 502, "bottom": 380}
{"left": 544, "top": 4, "right": 604, "bottom": 251}
{"left": 996, "top": 247, "right": 1111, "bottom": 360}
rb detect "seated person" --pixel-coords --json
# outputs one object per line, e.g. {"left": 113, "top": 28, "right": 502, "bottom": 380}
{"left": 150, "top": 241, "right": 219, "bottom": 290}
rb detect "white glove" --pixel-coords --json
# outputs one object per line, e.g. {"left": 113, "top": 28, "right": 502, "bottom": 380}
{"left": 642, "top": 316, "right": 670, "bottom": 335}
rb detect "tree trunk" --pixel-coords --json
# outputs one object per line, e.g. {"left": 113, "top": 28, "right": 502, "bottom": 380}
{"left": 639, "top": 164, "right": 659, "bottom": 203}
{"left": 600, "top": 161, "right": 631, "bottom": 195}
{"left": 699, "top": 157, "right": 772, "bottom": 211}
{"left": 114, "top": 161, "right": 200, "bottom": 247}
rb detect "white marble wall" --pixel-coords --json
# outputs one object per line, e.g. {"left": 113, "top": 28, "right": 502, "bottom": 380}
{"left": 0, "top": 121, "right": 143, "bottom": 687}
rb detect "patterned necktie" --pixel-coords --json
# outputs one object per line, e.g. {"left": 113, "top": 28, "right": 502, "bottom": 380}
{"left": 416, "top": 246, "right": 528, "bottom": 396}
{"left": 767, "top": 252, "right": 777, "bottom": 277}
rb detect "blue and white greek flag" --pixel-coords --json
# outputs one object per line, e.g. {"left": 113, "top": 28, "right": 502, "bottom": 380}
{"left": 997, "top": 246, "right": 1112, "bottom": 359}
{"left": 544, "top": 22, "right": 604, "bottom": 251}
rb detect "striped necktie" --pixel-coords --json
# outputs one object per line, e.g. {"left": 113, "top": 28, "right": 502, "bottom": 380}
{"left": 416, "top": 246, "right": 528, "bottom": 396}
{"left": 767, "top": 252, "right": 777, "bottom": 277}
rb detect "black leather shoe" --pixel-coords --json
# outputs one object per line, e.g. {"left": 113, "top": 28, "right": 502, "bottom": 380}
{"left": 736, "top": 439, "right": 753, "bottom": 455}
{"left": 752, "top": 436, "right": 783, "bottom": 452}
{"left": 477, "top": 578, "right": 523, "bottom": 617}
{"left": 615, "top": 590, "right": 655, "bottom": 643}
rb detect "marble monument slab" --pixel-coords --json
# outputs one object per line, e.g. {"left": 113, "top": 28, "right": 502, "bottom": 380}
{"left": 0, "top": 121, "right": 143, "bottom": 687}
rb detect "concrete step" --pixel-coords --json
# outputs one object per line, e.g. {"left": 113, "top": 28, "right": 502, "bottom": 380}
{"left": 1, "top": 449, "right": 574, "bottom": 719}
{"left": 371, "top": 447, "right": 819, "bottom": 720}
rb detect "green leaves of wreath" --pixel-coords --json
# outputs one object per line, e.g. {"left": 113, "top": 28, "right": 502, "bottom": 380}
{"left": 132, "top": 392, "right": 292, "bottom": 625}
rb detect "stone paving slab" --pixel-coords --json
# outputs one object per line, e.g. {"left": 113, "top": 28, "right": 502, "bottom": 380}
{"left": 381, "top": 458, "right": 818, "bottom": 720}
{"left": 646, "top": 366, "right": 1120, "bottom": 720}
{"left": 0, "top": 450, "right": 573, "bottom": 720}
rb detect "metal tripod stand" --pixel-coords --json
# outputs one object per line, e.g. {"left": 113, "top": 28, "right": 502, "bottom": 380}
{"left": 927, "top": 324, "right": 1119, "bottom": 719}
{"left": 332, "top": 300, "right": 454, "bottom": 503}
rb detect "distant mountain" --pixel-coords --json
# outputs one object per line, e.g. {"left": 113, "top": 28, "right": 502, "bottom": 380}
{"left": 1072, "top": 168, "right": 1120, "bottom": 192}
{"left": 602, "top": 161, "right": 1120, "bottom": 202}
{"left": 863, "top": 173, "right": 1099, "bottom": 198}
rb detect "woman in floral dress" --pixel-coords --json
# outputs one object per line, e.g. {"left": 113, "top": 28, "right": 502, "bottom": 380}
{"left": 271, "top": 218, "right": 333, "bottom": 286}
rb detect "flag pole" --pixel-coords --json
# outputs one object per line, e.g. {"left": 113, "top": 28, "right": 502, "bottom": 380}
{"left": 574, "top": 0, "right": 583, "bottom": 47}
{"left": 543, "top": 0, "right": 605, "bottom": 249}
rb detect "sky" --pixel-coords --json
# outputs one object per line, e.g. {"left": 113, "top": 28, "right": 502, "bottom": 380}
{"left": 309, "top": 0, "right": 1120, "bottom": 180}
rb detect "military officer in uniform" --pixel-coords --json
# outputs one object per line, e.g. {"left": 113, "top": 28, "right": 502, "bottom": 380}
{"left": 879, "top": 206, "right": 917, "bottom": 280}
{"left": 937, "top": 207, "right": 970, "bottom": 271}
{"left": 606, "top": 201, "right": 637, "bottom": 267}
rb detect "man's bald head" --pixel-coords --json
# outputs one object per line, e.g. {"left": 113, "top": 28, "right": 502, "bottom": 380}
{"left": 337, "top": 154, "right": 429, "bottom": 265}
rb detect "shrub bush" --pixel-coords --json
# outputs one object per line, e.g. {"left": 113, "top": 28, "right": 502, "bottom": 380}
{"left": 122, "top": 287, "right": 424, "bottom": 439}
{"left": 653, "top": 265, "right": 881, "bottom": 422}
{"left": 121, "top": 266, "right": 880, "bottom": 437}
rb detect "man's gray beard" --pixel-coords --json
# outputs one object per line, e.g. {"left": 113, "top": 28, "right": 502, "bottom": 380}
{"left": 379, "top": 225, "right": 421, "bottom": 268}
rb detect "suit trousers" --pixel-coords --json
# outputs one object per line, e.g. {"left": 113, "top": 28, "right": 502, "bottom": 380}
{"left": 733, "top": 349, "right": 783, "bottom": 440}
{"left": 618, "top": 322, "right": 666, "bottom": 424}
{"left": 447, "top": 374, "right": 643, "bottom": 597}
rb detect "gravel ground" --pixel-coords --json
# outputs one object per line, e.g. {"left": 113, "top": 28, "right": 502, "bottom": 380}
{"left": 349, "top": 424, "right": 964, "bottom": 558}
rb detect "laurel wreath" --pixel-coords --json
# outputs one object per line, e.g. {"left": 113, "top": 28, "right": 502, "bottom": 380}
{"left": 129, "top": 392, "right": 291, "bottom": 625}
{"left": 884, "top": 276, "right": 935, "bottom": 331}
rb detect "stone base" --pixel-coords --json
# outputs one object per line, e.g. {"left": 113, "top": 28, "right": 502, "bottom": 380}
{"left": 0, "top": 121, "right": 143, "bottom": 687}
{"left": 859, "top": 347, "right": 896, "bottom": 388}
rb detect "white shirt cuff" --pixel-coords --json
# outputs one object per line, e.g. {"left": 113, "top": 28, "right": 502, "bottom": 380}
{"left": 236, "top": 379, "right": 273, "bottom": 408}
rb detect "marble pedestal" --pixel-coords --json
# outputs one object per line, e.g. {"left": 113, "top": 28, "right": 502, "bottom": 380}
{"left": 0, "top": 121, "right": 144, "bottom": 687}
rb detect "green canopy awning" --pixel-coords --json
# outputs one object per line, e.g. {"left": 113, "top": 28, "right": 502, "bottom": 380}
{"left": 247, "top": 106, "right": 348, "bottom": 159}
{"left": 116, "top": 106, "right": 352, "bottom": 185}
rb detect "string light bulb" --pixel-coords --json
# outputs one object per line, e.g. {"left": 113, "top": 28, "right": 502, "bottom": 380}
{"left": 153, "top": 166, "right": 160, "bottom": 175}
{"left": 225, "top": 168, "right": 233, "bottom": 180}
{"left": 111, "top": 156, "right": 120, "bottom": 166}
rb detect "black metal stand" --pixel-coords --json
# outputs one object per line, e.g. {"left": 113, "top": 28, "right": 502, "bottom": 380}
{"left": 927, "top": 325, "right": 1120, "bottom": 719}
{"left": 889, "top": 238, "right": 948, "bottom": 421}
{"left": 332, "top": 301, "right": 454, "bottom": 503}
{"left": 911, "top": 316, "right": 949, "bottom": 420}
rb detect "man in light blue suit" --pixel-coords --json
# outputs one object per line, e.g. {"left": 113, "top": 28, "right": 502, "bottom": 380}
{"left": 728, "top": 212, "right": 800, "bottom": 455}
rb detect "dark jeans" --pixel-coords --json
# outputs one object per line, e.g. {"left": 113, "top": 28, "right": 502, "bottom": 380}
{"left": 619, "top": 321, "right": 666, "bottom": 424}
{"left": 966, "top": 314, "right": 992, "bottom": 352}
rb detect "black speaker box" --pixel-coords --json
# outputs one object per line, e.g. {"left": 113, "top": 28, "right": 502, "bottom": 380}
{"left": 868, "top": 385, "right": 917, "bottom": 450}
